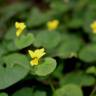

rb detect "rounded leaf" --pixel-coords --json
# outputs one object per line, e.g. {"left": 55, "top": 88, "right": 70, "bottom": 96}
{"left": 53, "top": 84, "right": 83, "bottom": 96}
{"left": 60, "top": 72, "right": 95, "bottom": 86}
{"left": 34, "top": 30, "right": 61, "bottom": 49}
{"left": 12, "top": 88, "right": 46, "bottom": 96}
{"left": 79, "top": 44, "right": 96, "bottom": 62}
{"left": 0, "top": 93, "right": 8, "bottom": 96}
{"left": 0, "top": 53, "right": 30, "bottom": 89}
{"left": 12, "top": 88, "right": 33, "bottom": 96}
{"left": 57, "top": 36, "right": 82, "bottom": 58}
{"left": 15, "top": 33, "right": 34, "bottom": 49}
{"left": 34, "top": 57, "right": 57, "bottom": 76}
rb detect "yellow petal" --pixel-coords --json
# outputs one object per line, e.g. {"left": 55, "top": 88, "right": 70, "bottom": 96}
{"left": 91, "top": 21, "right": 96, "bottom": 34}
{"left": 34, "top": 48, "right": 46, "bottom": 59}
{"left": 15, "top": 22, "right": 26, "bottom": 37}
{"left": 93, "top": 29, "right": 96, "bottom": 34}
{"left": 28, "top": 50, "right": 34, "bottom": 58}
{"left": 91, "top": 21, "right": 96, "bottom": 27}
{"left": 30, "top": 58, "right": 39, "bottom": 66}
{"left": 28, "top": 48, "right": 46, "bottom": 59}
{"left": 15, "top": 22, "right": 20, "bottom": 28}
{"left": 15, "top": 22, "right": 26, "bottom": 29}
{"left": 16, "top": 29, "right": 23, "bottom": 37}
{"left": 47, "top": 20, "right": 59, "bottom": 31}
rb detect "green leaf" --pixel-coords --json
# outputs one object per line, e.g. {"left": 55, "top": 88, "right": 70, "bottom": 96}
{"left": 67, "top": 18, "right": 83, "bottom": 28}
{"left": 15, "top": 33, "right": 34, "bottom": 49}
{"left": 12, "top": 87, "right": 47, "bottom": 96}
{"left": 56, "top": 35, "right": 82, "bottom": 58}
{"left": 52, "top": 63, "right": 63, "bottom": 78}
{"left": 0, "top": 43, "right": 7, "bottom": 57}
{"left": 93, "top": 94, "right": 96, "bottom": 96}
{"left": 34, "top": 57, "right": 57, "bottom": 76}
{"left": 83, "top": 4, "right": 96, "bottom": 33}
{"left": 3, "top": 40, "right": 17, "bottom": 51}
{"left": 60, "top": 72, "right": 95, "bottom": 86}
{"left": 34, "top": 91, "right": 47, "bottom": 96}
{"left": 79, "top": 44, "right": 96, "bottom": 62}
{"left": 0, "top": 53, "right": 30, "bottom": 89}
{"left": 51, "top": 1, "right": 70, "bottom": 14}
{"left": 53, "top": 84, "right": 83, "bottom": 96}
{"left": 4, "top": 27, "right": 16, "bottom": 40}
{"left": 86, "top": 66, "right": 96, "bottom": 75}
{"left": 34, "top": 30, "right": 61, "bottom": 49}
{"left": 12, "top": 88, "right": 33, "bottom": 96}
{"left": 26, "top": 8, "right": 53, "bottom": 27}
{"left": 0, "top": 93, "right": 8, "bottom": 96}
{"left": 0, "top": 2, "right": 29, "bottom": 23}
{"left": 3, "top": 53, "right": 30, "bottom": 68}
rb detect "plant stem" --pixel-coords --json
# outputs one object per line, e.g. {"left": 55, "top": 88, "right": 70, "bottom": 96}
{"left": 90, "top": 85, "right": 96, "bottom": 96}
{"left": 49, "top": 79, "right": 55, "bottom": 93}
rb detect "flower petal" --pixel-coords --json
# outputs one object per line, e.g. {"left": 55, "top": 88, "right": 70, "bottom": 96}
{"left": 30, "top": 58, "right": 39, "bottom": 66}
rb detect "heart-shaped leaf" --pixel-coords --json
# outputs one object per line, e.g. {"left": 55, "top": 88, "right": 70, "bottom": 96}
{"left": 0, "top": 53, "right": 30, "bottom": 89}
{"left": 34, "top": 30, "right": 61, "bottom": 49}
{"left": 34, "top": 57, "right": 57, "bottom": 76}
{"left": 15, "top": 33, "right": 34, "bottom": 49}
{"left": 79, "top": 44, "right": 96, "bottom": 62}
{"left": 53, "top": 84, "right": 83, "bottom": 96}
{"left": 56, "top": 35, "right": 82, "bottom": 58}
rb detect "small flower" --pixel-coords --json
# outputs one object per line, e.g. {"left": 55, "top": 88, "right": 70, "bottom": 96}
{"left": 28, "top": 48, "right": 46, "bottom": 66}
{"left": 15, "top": 22, "right": 26, "bottom": 37}
{"left": 47, "top": 20, "right": 59, "bottom": 31}
{"left": 91, "top": 21, "right": 96, "bottom": 34}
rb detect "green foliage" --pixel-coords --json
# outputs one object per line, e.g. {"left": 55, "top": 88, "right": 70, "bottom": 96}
{"left": 79, "top": 44, "right": 96, "bottom": 62}
{"left": 26, "top": 8, "right": 53, "bottom": 27}
{"left": 0, "top": 0, "right": 96, "bottom": 96}
{"left": 34, "top": 57, "right": 57, "bottom": 76}
{"left": 0, "top": 53, "right": 30, "bottom": 89}
{"left": 0, "top": 93, "right": 8, "bottom": 96}
{"left": 60, "top": 72, "right": 95, "bottom": 86}
{"left": 0, "top": 2, "right": 29, "bottom": 27}
{"left": 12, "top": 88, "right": 33, "bottom": 96}
{"left": 4, "top": 27, "right": 16, "bottom": 40}
{"left": 56, "top": 34, "right": 82, "bottom": 58}
{"left": 12, "top": 87, "right": 47, "bottom": 96}
{"left": 50, "top": 1, "right": 70, "bottom": 14}
{"left": 15, "top": 33, "right": 35, "bottom": 49}
{"left": 86, "top": 66, "right": 96, "bottom": 75}
{"left": 34, "top": 30, "right": 61, "bottom": 49}
{"left": 53, "top": 84, "right": 83, "bottom": 96}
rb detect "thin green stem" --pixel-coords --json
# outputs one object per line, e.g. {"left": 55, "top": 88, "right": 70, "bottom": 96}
{"left": 90, "top": 85, "right": 96, "bottom": 96}
{"left": 49, "top": 79, "right": 55, "bottom": 93}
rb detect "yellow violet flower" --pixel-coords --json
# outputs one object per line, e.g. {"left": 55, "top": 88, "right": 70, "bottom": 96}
{"left": 15, "top": 22, "right": 26, "bottom": 37}
{"left": 28, "top": 48, "right": 46, "bottom": 66}
{"left": 91, "top": 21, "right": 96, "bottom": 34}
{"left": 47, "top": 20, "right": 59, "bottom": 31}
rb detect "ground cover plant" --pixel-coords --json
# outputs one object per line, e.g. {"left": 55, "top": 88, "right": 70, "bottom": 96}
{"left": 0, "top": 0, "right": 96, "bottom": 96}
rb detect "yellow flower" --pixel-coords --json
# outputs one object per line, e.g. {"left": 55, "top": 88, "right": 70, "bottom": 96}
{"left": 91, "top": 21, "right": 96, "bottom": 34}
{"left": 28, "top": 48, "right": 46, "bottom": 66}
{"left": 47, "top": 20, "right": 59, "bottom": 31}
{"left": 15, "top": 22, "right": 26, "bottom": 37}
{"left": 30, "top": 58, "right": 39, "bottom": 66}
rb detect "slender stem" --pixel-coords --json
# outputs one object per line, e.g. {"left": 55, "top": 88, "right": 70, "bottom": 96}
{"left": 49, "top": 79, "right": 55, "bottom": 93}
{"left": 90, "top": 85, "right": 96, "bottom": 96}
